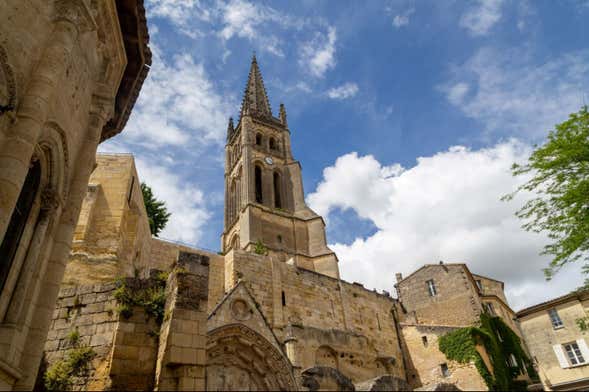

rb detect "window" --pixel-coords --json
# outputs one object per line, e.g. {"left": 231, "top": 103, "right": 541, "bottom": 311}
{"left": 128, "top": 176, "right": 135, "bottom": 204}
{"left": 475, "top": 279, "right": 482, "bottom": 291}
{"left": 255, "top": 133, "right": 262, "bottom": 146}
{"left": 426, "top": 279, "right": 437, "bottom": 296}
{"left": 440, "top": 363, "right": 450, "bottom": 377}
{"left": 269, "top": 137, "right": 276, "bottom": 150}
{"left": 0, "top": 159, "right": 41, "bottom": 292}
{"left": 548, "top": 308, "right": 564, "bottom": 329}
{"left": 255, "top": 165, "right": 263, "bottom": 203}
{"left": 273, "top": 171, "right": 282, "bottom": 208}
{"left": 422, "top": 336, "right": 428, "bottom": 347}
{"left": 496, "top": 330, "right": 503, "bottom": 342}
{"left": 281, "top": 290, "right": 286, "bottom": 306}
{"left": 507, "top": 354, "right": 518, "bottom": 368}
{"left": 564, "top": 342, "right": 586, "bottom": 366}
{"left": 485, "top": 302, "right": 495, "bottom": 315}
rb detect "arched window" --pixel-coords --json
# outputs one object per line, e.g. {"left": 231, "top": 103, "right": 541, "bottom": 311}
{"left": 0, "top": 159, "right": 41, "bottom": 291}
{"left": 273, "top": 171, "right": 281, "bottom": 208}
{"left": 255, "top": 133, "right": 262, "bottom": 146}
{"left": 255, "top": 165, "right": 263, "bottom": 203}
{"left": 230, "top": 180, "right": 237, "bottom": 223}
{"left": 269, "top": 137, "right": 276, "bottom": 150}
{"left": 231, "top": 234, "right": 240, "bottom": 250}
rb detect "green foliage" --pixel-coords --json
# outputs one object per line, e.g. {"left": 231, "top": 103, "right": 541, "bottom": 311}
{"left": 44, "top": 342, "right": 95, "bottom": 391}
{"left": 253, "top": 239, "right": 267, "bottom": 255}
{"left": 438, "top": 314, "right": 535, "bottom": 390}
{"left": 141, "top": 182, "right": 171, "bottom": 237}
{"left": 67, "top": 329, "right": 80, "bottom": 346}
{"left": 113, "top": 277, "right": 167, "bottom": 324}
{"left": 503, "top": 106, "right": 589, "bottom": 279}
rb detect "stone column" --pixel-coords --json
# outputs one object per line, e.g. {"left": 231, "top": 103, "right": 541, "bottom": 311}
{"left": 0, "top": 0, "right": 92, "bottom": 242}
{"left": 4, "top": 188, "right": 61, "bottom": 325}
{"left": 14, "top": 96, "right": 110, "bottom": 390}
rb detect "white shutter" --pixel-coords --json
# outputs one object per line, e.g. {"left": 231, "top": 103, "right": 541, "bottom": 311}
{"left": 576, "top": 339, "right": 589, "bottom": 363}
{"left": 553, "top": 344, "right": 570, "bottom": 368}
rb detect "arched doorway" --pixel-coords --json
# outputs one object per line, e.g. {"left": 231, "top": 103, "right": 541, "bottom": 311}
{"left": 206, "top": 324, "right": 297, "bottom": 391}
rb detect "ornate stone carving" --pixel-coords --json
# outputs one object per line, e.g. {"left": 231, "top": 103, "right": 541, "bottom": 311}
{"left": 0, "top": 45, "right": 17, "bottom": 117}
{"left": 207, "top": 324, "right": 297, "bottom": 391}
{"left": 53, "top": 0, "right": 97, "bottom": 33}
{"left": 230, "top": 299, "right": 252, "bottom": 321}
{"left": 40, "top": 187, "right": 62, "bottom": 212}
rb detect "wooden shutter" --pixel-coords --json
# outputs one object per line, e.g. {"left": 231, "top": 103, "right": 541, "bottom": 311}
{"left": 553, "top": 344, "right": 570, "bottom": 368}
{"left": 577, "top": 339, "right": 589, "bottom": 362}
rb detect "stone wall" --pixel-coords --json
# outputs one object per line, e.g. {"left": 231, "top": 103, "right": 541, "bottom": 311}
{"left": 397, "top": 264, "right": 482, "bottom": 326}
{"left": 0, "top": 0, "right": 143, "bottom": 387}
{"left": 400, "top": 323, "right": 488, "bottom": 390}
{"left": 41, "top": 277, "right": 164, "bottom": 391}
{"left": 155, "top": 252, "right": 209, "bottom": 391}
{"left": 518, "top": 295, "right": 589, "bottom": 390}
{"left": 42, "top": 282, "right": 119, "bottom": 390}
{"left": 225, "top": 249, "right": 406, "bottom": 385}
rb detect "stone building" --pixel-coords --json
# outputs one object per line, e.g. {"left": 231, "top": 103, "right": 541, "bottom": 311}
{"left": 0, "top": 0, "right": 150, "bottom": 389}
{"left": 395, "top": 263, "right": 531, "bottom": 390}
{"left": 517, "top": 289, "right": 589, "bottom": 390}
{"left": 38, "top": 56, "right": 537, "bottom": 391}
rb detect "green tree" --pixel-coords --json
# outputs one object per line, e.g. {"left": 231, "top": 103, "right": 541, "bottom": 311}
{"left": 141, "top": 182, "right": 171, "bottom": 237}
{"left": 504, "top": 106, "right": 589, "bottom": 281}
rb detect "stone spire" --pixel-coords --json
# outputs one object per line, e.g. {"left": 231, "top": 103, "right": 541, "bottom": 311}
{"left": 240, "top": 54, "right": 272, "bottom": 120}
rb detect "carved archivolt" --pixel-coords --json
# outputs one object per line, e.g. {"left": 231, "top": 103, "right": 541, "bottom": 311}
{"left": 38, "top": 122, "right": 70, "bottom": 203}
{"left": 0, "top": 44, "right": 17, "bottom": 118}
{"left": 207, "top": 324, "right": 297, "bottom": 391}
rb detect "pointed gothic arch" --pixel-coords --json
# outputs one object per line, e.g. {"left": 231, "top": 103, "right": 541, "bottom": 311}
{"left": 273, "top": 171, "right": 282, "bottom": 209}
{"left": 255, "top": 132, "right": 262, "bottom": 146}
{"left": 206, "top": 324, "right": 297, "bottom": 391}
{"left": 254, "top": 164, "right": 263, "bottom": 204}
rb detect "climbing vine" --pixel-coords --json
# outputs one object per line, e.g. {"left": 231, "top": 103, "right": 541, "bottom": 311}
{"left": 113, "top": 272, "right": 168, "bottom": 325}
{"left": 438, "top": 314, "right": 537, "bottom": 390}
{"left": 44, "top": 330, "right": 96, "bottom": 391}
{"left": 253, "top": 239, "right": 268, "bottom": 255}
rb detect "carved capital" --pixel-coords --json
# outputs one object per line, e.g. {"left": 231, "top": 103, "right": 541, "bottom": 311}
{"left": 40, "top": 187, "right": 62, "bottom": 215}
{"left": 53, "top": 0, "right": 97, "bottom": 33}
{"left": 89, "top": 94, "right": 114, "bottom": 122}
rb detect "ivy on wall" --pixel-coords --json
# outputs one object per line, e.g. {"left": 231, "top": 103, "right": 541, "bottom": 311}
{"left": 438, "top": 314, "right": 537, "bottom": 390}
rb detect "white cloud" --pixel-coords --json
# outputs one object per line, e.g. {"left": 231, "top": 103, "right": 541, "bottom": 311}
{"left": 460, "top": 0, "right": 503, "bottom": 36}
{"left": 440, "top": 48, "right": 589, "bottom": 138}
{"left": 134, "top": 157, "right": 210, "bottom": 245}
{"left": 218, "top": 0, "right": 290, "bottom": 56}
{"left": 445, "top": 82, "right": 469, "bottom": 106}
{"left": 299, "top": 27, "right": 337, "bottom": 78}
{"left": 122, "top": 43, "right": 233, "bottom": 149}
{"left": 392, "top": 8, "right": 415, "bottom": 28}
{"left": 307, "top": 141, "right": 585, "bottom": 310}
{"left": 327, "top": 83, "right": 359, "bottom": 100}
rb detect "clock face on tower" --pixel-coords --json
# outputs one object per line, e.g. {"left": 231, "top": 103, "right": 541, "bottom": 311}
{"left": 264, "top": 156, "right": 273, "bottom": 165}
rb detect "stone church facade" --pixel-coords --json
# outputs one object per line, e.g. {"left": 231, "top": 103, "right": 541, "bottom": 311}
{"left": 0, "top": 0, "right": 150, "bottom": 389}
{"left": 35, "top": 57, "right": 533, "bottom": 391}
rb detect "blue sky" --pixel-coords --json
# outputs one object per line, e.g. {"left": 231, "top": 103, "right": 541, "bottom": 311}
{"left": 102, "top": 0, "right": 589, "bottom": 309}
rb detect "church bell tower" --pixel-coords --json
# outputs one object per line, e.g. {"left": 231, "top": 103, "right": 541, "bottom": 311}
{"left": 222, "top": 55, "right": 339, "bottom": 279}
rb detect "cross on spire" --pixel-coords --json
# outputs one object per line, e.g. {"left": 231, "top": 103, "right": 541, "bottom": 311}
{"left": 240, "top": 54, "right": 272, "bottom": 120}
